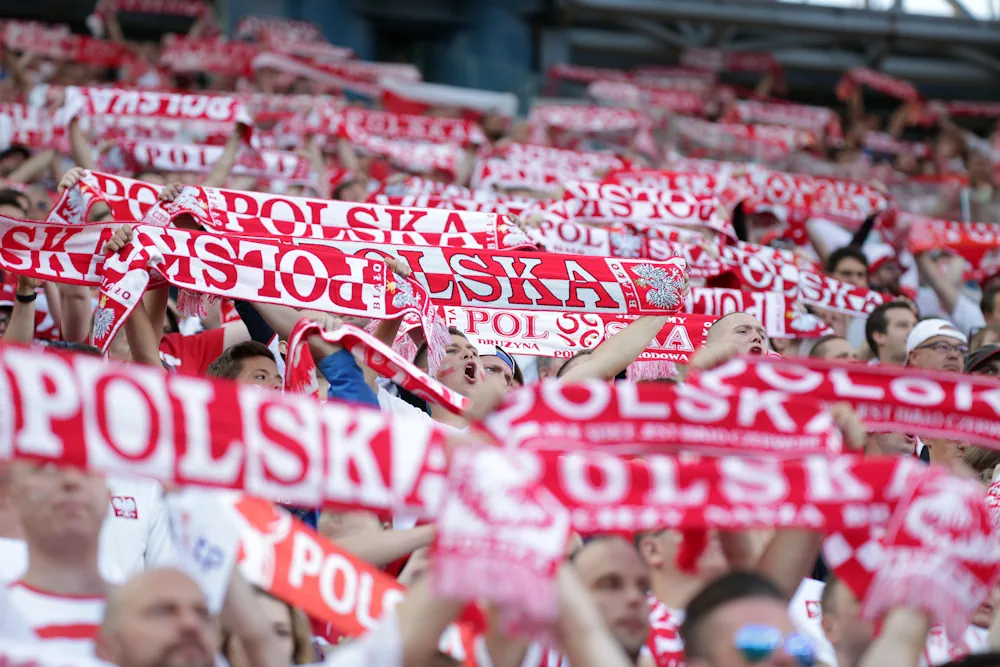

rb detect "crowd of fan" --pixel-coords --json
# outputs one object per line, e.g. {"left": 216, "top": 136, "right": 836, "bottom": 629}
{"left": 5, "top": 3, "right": 1000, "bottom": 667}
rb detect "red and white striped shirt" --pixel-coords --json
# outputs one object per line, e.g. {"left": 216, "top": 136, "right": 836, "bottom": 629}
{"left": 5, "top": 581, "right": 106, "bottom": 655}
{"left": 646, "top": 596, "right": 686, "bottom": 667}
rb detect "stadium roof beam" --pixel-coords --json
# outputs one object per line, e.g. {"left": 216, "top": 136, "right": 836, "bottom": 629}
{"left": 614, "top": 16, "right": 693, "bottom": 50}
{"left": 563, "top": 0, "right": 1000, "bottom": 49}
{"left": 556, "top": 28, "right": 996, "bottom": 83}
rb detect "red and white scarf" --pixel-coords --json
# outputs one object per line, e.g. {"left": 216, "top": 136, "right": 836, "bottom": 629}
{"left": 681, "top": 49, "right": 782, "bottom": 76}
{"left": 860, "top": 468, "right": 1000, "bottom": 640}
{"left": 62, "top": 87, "right": 253, "bottom": 143}
{"left": 428, "top": 309, "right": 716, "bottom": 365}
{"left": 159, "top": 35, "right": 260, "bottom": 77}
{"left": 331, "top": 107, "right": 486, "bottom": 146}
{"left": 690, "top": 355, "right": 1000, "bottom": 449}
{"left": 479, "top": 378, "right": 848, "bottom": 456}
{"left": 49, "top": 171, "right": 512, "bottom": 246}
{"left": 587, "top": 80, "right": 706, "bottom": 117}
{"left": 95, "top": 223, "right": 443, "bottom": 359}
{"left": 235, "top": 15, "right": 323, "bottom": 43}
{"left": 102, "top": 140, "right": 312, "bottom": 183}
{"left": 0, "top": 338, "right": 931, "bottom": 531}
{"left": 836, "top": 68, "right": 919, "bottom": 102}
{"left": 284, "top": 320, "right": 467, "bottom": 413}
{"left": 1, "top": 22, "right": 127, "bottom": 67}
{"left": 906, "top": 214, "right": 1000, "bottom": 282}
{"left": 723, "top": 100, "right": 842, "bottom": 141}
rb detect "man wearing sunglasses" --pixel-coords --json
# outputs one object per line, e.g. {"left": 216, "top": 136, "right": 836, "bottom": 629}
{"left": 905, "top": 319, "right": 969, "bottom": 463}
{"left": 680, "top": 571, "right": 817, "bottom": 667}
{"left": 905, "top": 319, "right": 968, "bottom": 373}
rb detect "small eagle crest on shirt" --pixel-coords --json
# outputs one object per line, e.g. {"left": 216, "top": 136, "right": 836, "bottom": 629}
{"left": 111, "top": 495, "right": 138, "bottom": 520}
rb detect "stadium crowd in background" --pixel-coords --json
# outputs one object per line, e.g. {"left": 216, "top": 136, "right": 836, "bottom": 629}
{"left": 5, "top": 2, "right": 1000, "bottom": 667}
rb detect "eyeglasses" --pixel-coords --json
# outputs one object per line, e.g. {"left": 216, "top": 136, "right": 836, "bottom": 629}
{"left": 735, "top": 625, "right": 815, "bottom": 667}
{"left": 916, "top": 342, "right": 969, "bottom": 356}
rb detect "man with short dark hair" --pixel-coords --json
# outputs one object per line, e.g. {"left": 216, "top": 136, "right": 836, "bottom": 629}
{"left": 809, "top": 335, "right": 856, "bottom": 361}
{"left": 966, "top": 344, "right": 1000, "bottom": 377}
{"left": 825, "top": 246, "right": 869, "bottom": 289}
{"left": 570, "top": 537, "right": 651, "bottom": 665}
{"left": 680, "top": 571, "right": 814, "bottom": 667}
{"left": 0, "top": 188, "right": 29, "bottom": 219}
{"left": 205, "top": 341, "right": 282, "bottom": 389}
{"left": 864, "top": 301, "right": 917, "bottom": 365}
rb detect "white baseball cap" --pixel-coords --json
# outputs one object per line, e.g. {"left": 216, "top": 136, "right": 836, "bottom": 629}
{"left": 905, "top": 318, "right": 967, "bottom": 357}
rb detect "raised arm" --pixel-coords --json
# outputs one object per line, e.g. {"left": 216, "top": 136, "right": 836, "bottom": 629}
{"left": 559, "top": 315, "right": 671, "bottom": 383}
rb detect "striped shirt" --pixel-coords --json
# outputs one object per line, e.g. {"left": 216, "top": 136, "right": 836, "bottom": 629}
{"left": 5, "top": 581, "right": 106, "bottom": 655}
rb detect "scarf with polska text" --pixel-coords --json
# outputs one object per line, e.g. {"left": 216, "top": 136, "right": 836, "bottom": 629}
{"left": 539, "top": 195, "right": 737, "bottom": 241}
{"left": 284, "top": 320, "right": 468, "bottom": 414}
{"left": 102, "top": 140, "right": 313, "bottom": 183}
{"left": 496, "top": 142, "right": 630, "bottom": 174}
{"left": 95, "top": 223, "right": 449, "bottom": 370}
{"left": 47, "top": 170, "right": 515, "bottom": 247}
{"left": 0, "top": 338, "right": 930, "bottom": 533}
{"left": 225, "top": 494, "right": 481, "bottom": 654}
{"left": 689, "top": 355, "right": 1000, "bottom": 451}
{"left": 62, "top": 87, "right": 254, "bottom": 141}
{"left": 475, "top": 378, "right": 849, "bottom": 457}
{"left": 49, "top": 173, "right": 692, "bottom": 320}
{"left": 396, "top": 295, "right": 827, "bottom": 370}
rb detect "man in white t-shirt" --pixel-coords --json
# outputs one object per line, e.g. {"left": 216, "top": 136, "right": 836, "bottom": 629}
{"left": 99, "top": 476, "right": 178, "bottom": 581}
{"left": 5, "top": 462, "right": 113, "bottom": 655}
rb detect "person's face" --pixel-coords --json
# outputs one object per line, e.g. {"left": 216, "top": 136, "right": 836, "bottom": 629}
{"left": 907, "top": 334, "right": 966, "bottom": 372}
{"left": 481, "top": 355, "right": 514, "bottom": 394}
{"left": 640, "top": 530, "right": 727, "bottom": 581}
{"left": 714, "top": 313, "right": 768, "bottom": 356}
{"left": 537, "top": 358, "right": 566, "bottom": 379}
{"left": 832, "top": 257, "right": 868, "bottom": 289}
{"left": 574, "top": 539, "right": 651, "bottom": 658}
{"left": 337, "top": 181, "right": 368, "bottom": 203}
{"left": 436, "top": 334, "right": 484, "bottom": 397}
{"left": 692, "top": 598, "right": 801, "bottom": 667}
{"left": 0, "top": 203, "right": 26, "bottom": 219}
{"left": 11, "top": 463, "right": 109, "bottom": 547}
{"left": 255, "top": 592, "right": 295, "bottom": 663}
{"left": 972, "top": 585, "right": 1000, "bottom": 628}
{"left": 874, "top": 307, "right": 917, "bottom": 363}
{"left": 864, "top": 432, "right": 915, "bottom": 457}
{"left": 869, "top": 262, "right": 901, "bottom": 293}
{"left": 969, "top": 153, "right": 995, "bottom": 184}
{"left": 235, "top": 355, "right": 283, "bottom": 389}
{"left": 814, "top": 338, "right": 856, "bottom": 361}
{"left": 973, "top": 358, "right": 1000, "bottom": 377}
{"left": 107, "top": 572, "right": 217, "bottom": 667}
{"left": 924, "top": 437, "right": 967, "bottom": 467}
{"left": 822, "top": 581, "right": 873, "bottom": 659}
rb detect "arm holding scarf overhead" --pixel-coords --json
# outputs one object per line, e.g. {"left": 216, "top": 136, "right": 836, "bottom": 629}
{"left": 559, "top": 315, "right": 676, "bottom": 382}
{"left": 858, "top": 608, "right": 930, "bottom": 667}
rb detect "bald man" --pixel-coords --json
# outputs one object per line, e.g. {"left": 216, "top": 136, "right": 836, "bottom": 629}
{"left": 96, "top": 569, "right": 217, "bottom": 667}
{"left": 705, "top": 312, "right": 768, "bottom": 356}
